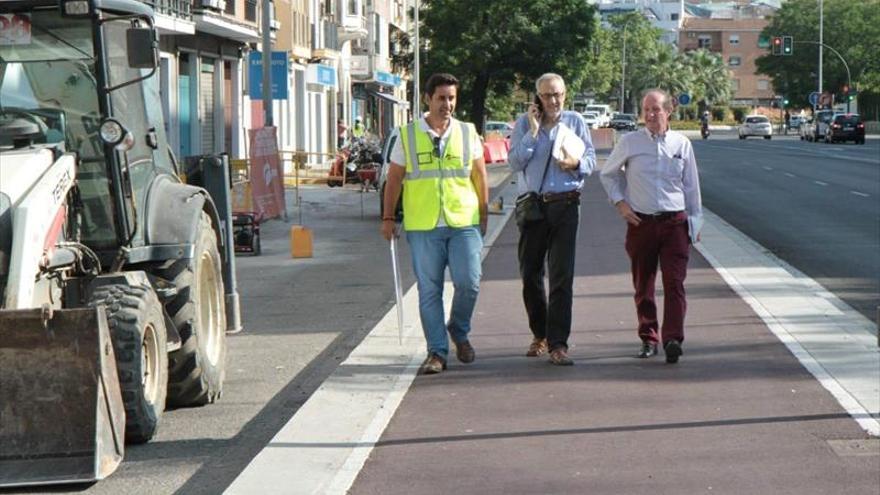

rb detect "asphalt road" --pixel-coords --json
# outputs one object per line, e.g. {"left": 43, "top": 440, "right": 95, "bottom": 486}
{"left": 691, "top": 132, "right": 880, "bottom": 322}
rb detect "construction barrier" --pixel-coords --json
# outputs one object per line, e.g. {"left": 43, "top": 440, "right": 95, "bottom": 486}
{"left": 483, "top": 139, "right": 509, "bottom": 164}
{"left": 590, "top": 128, "right": 616, "bottom": 151}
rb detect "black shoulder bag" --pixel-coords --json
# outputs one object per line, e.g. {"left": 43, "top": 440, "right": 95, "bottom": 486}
{"left": 514, "top": 144, "right": 554, "bottom": 228}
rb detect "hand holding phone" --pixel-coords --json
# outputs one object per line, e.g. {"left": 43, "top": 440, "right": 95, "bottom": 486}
{"left": 528, "top": 96, "right": 542, "bottom": 136}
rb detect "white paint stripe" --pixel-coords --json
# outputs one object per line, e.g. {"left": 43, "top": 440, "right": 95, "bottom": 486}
{"left": 814, "top": 181, "right": 828, "bottom": 186}
{"left": 784, "top": 172, "right": 796, "bottom": 178}
{"left": 763, "top": 166, "right": 773, "bottom": 171}
{"left": 851, "top": 191, "right": 870, "bottom": 197}
{"left": 696, "top": 209, "right": 880, "bottom": 437}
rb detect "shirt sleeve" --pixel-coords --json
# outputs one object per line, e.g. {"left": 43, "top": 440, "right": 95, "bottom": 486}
{"left": 507, "top": 114, "right": 536, "bottom": 172}
{"left": 682, "top": 138, "right": 702, "bottom": 220}
{"left": 599, "top": 134, "right": 629, "bottom": 204}
{"left": 389, "top": 127, "right": 405, "bottom": 166}
{"left": 571, "top": 114, "right": 596, "bottom": 177}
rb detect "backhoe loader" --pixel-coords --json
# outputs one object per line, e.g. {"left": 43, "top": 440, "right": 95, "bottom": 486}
{"left": 0, "top": 0, "right": 241, "bottom": 486}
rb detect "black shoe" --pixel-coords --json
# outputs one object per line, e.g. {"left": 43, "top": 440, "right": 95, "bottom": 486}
{"left": 664, "top": 340, "right": 683, "bottom": 364}
{"left": 453, "top": 340, "right": 475, "bottom": 364}
{"left": 419, "top": 353, "right": 447, "bottom": 375}
{"left": 637, "top": 342, "right": 658, "bottom": 358}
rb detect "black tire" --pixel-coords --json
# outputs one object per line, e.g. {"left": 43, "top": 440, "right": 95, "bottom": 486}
{"left": 765, "top": 136, "right": 771, "bottom": 140}
{"left": 253, "top": 232, "right": 261, "bottom": 256}
{"left": 159, "top": 211, "right": 227, "bottom": 407}
{"left": 89, "top": 284, "right": 168, "bottom": 444}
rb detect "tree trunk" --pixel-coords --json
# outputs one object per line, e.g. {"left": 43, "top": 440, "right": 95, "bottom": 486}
{"left": 469, "top": 71, "right": 490, "bottom": 134}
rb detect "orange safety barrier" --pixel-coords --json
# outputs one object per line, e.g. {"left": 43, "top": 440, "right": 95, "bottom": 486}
{"left": 590, "top": 128, "right": 616, "bottom": 151}
{"left": 483, "top": 139, "right": 509, "bottom": 164}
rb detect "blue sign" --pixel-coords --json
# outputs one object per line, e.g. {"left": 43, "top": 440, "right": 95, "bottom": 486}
{"left": 375, "top": 71, "right": 395, "bottom": 86}
{"left": 248, "top": 51, "right": 288, "bottom": 100}
{"left": 316, "top": 65, "right": 335, "bottom": 86}
{"left": 678, "top": 93, "right": 691, "bottom": 106}
{"left": 808, "top": 91, "right": 820, "bottom": 105}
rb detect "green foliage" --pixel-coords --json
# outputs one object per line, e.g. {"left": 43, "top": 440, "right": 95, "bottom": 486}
{"left": 731, "top": 106, "right": 749, "bottom": 123}
{"left": 421, "top": 0, "right": 597, "bottom": 128}
{"left": 755, "top": 0, "right": 880, "bottom": 108}
{"left": 677, "top": 106, "right": 697, "bottom": 121}
{"left": 683, "top": 49, "right": 733, "bottom": 112}
{"left": 711, "top": 106, "right": 727, "bottom": 121}
{"left": 484, "top": 90, "right": 518, "bottom": 122}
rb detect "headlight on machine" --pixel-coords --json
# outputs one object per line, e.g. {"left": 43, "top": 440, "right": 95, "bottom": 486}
{"left": 99, "top": 119, "right": 135, "bottom": 151}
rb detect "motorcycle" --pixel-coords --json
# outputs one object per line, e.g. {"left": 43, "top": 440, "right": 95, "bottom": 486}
{"left": 328, "top": 137, "right": 382, "bottom": 189}
{"left": 700, "top": 121, "right": 710, "bottom": 139}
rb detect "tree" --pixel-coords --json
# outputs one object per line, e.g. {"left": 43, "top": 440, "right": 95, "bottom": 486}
{"left": 420, "top": 0, "right": 597, "bottom": 129}
{"left": 755, "top": 0, "right": 880, "bottom": 110}
{"left": 684, "top": 49, "right": 733, "bottom": 113}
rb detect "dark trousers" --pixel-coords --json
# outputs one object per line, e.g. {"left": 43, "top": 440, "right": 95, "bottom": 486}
{"left": 624, "top": 212, "right": 690, "bottom": 345}
{"left": 517, "top": 198, "right": 580, "bottom": 351}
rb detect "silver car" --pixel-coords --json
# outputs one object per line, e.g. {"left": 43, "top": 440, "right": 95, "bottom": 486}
{"left": 739, "top": 115, "right": 772, "bottom": 140}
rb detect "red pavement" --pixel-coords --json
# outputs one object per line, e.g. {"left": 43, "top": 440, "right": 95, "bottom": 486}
{"left": 349, "top": 179, "right": 878, "bottom": 494}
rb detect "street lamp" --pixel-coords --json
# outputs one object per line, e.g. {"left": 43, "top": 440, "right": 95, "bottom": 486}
{"left": 412, "top": 0, "right": 420, "bottom": 116}
{"left": 620, "top": 24, "right": 627, "bottom": 113}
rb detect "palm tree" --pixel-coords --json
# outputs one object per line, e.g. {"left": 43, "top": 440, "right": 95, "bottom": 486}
{"left": 685, "top": 49, "right": 733, "bottom": 114}
{"left": 629, "top": 44, "right": 693, "bottom": 113}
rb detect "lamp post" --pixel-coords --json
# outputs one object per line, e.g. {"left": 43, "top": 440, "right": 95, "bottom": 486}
{"left": 817, "top": 0, "right": 823, "bottom": 109}
{"left": 412, "top": 0, "right": 420, "bottom": 116}
{"left": 261, "top": 0, "right": 272, "bottom": 126}
{"left": 620, "top": 24, "right": 627, "bottom": 114}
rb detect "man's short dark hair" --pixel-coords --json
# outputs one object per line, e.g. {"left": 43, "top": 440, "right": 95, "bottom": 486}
{"left": 424, "top": 73, "right": 459, "bottom": 97}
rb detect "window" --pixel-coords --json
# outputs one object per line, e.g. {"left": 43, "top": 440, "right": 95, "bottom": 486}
{"left": 757, "top": 79, "right": 769, "bottom": 90}
{"left": 698, "top": 35, "right": 711, "bottom": 49}
{"left": 729, "top": 34, "right": 739, "bottom": 45}
{"left": 732, "top": 79, "right": 740, "bottom": 91}
{"left": 687, "top": 32, "right": 696, "bottom": 38}
{"left": 671, "top": 13, "right": 679, "bottom": 21}
{"left": 728, "top": 56, "right": 741, "bottom": 67}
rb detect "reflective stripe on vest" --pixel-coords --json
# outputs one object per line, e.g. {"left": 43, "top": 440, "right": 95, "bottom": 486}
{"left": 399, "top": 120, "right": 479, "bottom": 231}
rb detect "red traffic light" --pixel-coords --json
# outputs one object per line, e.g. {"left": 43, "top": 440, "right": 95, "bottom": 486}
{"left": 842, "top": 85, "right": 850, "bottom": 94}
{"left": 773, "top": 37, "right": 782, "bottom": 45}
{"left": 772, "top": 36, "right": 783, "bottom": 55}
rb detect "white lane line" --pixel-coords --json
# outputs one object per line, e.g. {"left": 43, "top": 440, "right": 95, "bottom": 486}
{"left": 814, "top": 181, "right": 828, "bottom": 186}
{"left": 697, "top": 210, "right": 880, "bottom": 437}
{"left": 763, "top": 166, "right": 773, "bottom": 171}
{"left": 784, "top": 172, "right": 796, "bottom": 178}
{"left": 851, "top": 191, "right": 870, "bottom": 197}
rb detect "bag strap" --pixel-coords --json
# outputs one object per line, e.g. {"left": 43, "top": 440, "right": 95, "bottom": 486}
{"left": 535, "top": 140, "right": 554, "bottom": 194}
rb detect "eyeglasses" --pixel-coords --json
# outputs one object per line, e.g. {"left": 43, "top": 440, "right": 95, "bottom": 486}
{"left": 432, "top": 136, "right": 442, "bottom": 157}
{"left": 538, "top": 92, "right": 565, "bottom": 100}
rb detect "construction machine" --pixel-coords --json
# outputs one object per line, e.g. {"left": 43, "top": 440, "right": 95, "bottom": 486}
{"left": 0, "top": 0, "right": 241, "bottom": 487}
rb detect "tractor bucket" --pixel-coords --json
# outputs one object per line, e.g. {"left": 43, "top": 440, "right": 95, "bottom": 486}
{"left": 0, "top": 306, "right": 125, "bottom": 487}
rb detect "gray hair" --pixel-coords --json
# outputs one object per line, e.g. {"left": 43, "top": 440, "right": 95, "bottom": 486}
{"left": 641, "top": 88, "right": 675, "bottom": 113}
{"left": 535, "top": 73, "right": 566, "bottom": 93}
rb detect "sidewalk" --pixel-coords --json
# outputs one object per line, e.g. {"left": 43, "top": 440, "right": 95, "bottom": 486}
{"left": 227, "top": 160, "right": 879, "bottom": 494}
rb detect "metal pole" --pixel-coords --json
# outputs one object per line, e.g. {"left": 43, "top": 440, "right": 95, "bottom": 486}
{"left": 620, "top": 25, "right": 626, "bottom": 113}
{"left": 262, "top": 0, "right": 272, "bottom": 126}
{"left": 818, "top": 0, "right": 823, "bottom": 109}
{"left": 413, "top": 0, "right": 420, "bottom": 116}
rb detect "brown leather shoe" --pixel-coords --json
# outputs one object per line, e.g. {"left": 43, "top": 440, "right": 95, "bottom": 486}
{"left": 526, "top": 338, "right": 548, "bottom": 357}
{"left": 419, "top": 353, "right": 447, "bottom": 375}
{"left": 549, "top": 348, "right": 574, "bottom": 366}
{"left": 453, "top": 340, "right": 475, "bottom": 363}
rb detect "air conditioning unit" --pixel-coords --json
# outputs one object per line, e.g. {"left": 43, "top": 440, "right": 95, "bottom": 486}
{"left": 270, "top": 19, "right": 281, "bottom": 31}
{"left": 199, "top": 0, "right": 226, "bottom": 11}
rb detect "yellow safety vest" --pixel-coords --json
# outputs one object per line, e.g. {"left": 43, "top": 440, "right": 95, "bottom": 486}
{"left": 399, "top": 120, "right": 479, "bottom": 231}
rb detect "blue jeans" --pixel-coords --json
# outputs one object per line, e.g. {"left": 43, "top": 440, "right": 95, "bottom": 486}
{"left": 407, "top": 226, "right": 483, "bottom": 359}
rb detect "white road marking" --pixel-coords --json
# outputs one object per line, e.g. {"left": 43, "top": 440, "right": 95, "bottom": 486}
{"left": 814, "top": 181, "right": 828, "bottom": 186}
{"left": 851, "top": 191, "right": 870, "bottom": 197}
{"left": 763, "top": 166, "right": 773, "bottom": 171}
{"left": 784, "top": 172, "right": 796, "bottom": 178}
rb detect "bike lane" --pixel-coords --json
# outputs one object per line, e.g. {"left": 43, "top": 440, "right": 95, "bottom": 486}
{"left": 346, "top": 177, "right": 878, "bottom": 494}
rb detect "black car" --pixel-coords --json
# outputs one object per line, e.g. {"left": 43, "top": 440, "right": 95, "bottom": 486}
{"left": 610, "top": 113, "right": 638, "bottom": 131}
{"left": 825, "top": 113, "right": 865, "bottom": 144}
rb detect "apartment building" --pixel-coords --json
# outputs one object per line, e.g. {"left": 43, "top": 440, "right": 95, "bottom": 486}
{"left": 593, "top": 0, "right": 686, "bottom": 45}
{"left": 678, "top": 17, "right": 775, "bottom": 106}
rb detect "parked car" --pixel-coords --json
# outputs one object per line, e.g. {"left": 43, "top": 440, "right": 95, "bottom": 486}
{"left": 799, "top": 116, "right": 815, "bottom": 141}
{"left": 824, "top": 113, "right": 866, "bottom": 144}
{"left": 484, "top": 120, "right": 513, "bottom": 138}
{"left": 582, "top": 111, "right": 600, "bottom": 129}
{"left": 739, "top": 115, "right": 772, "bottom": 139}
{"left": 788, "top": 114, "right": 805, "bottom": 131}
{"left": 610, "top": 113, "right": 638, "bottom": 131}
{"left": 585, "top": 104, "right": 612, "bottom": 127}
{"left": 812, "top": 109, "right": 835, "bottom": 142}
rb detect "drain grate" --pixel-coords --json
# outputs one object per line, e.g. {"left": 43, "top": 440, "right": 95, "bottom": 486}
{"left": 826, "top": 439, "right": 880, "bottom": 457}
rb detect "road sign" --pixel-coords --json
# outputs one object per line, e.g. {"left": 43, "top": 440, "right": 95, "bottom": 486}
{"left": 809, "top": 92, "right": 820, "bottom": 106}
{"left": 678, "top": 93, "right": 691, "bottom": 106}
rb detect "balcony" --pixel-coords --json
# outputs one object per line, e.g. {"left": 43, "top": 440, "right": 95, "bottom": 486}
{"left": 191, "top": 0, "right": 260, "bottom": 43}
{"left": 312, "top": 19, "right": 341, "bottom": 60}
{"left": 141, "top": 0, "right": 195, "bottom": 34}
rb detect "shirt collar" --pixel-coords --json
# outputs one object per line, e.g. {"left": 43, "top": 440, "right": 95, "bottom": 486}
{"left": 644, "top": 127, "right": 667, "bottom": 141}
{"left": 419, "top": 117, "right": 455, "bottom": 139}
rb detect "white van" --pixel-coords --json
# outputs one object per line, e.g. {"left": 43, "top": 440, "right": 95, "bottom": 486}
{"left": 584, "top": 104, "right": 612, "bottom": 127}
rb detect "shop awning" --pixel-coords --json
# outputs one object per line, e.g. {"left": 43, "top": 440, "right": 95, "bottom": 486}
{"left": 371, "top": 91, "right": 409, "bottom": 108}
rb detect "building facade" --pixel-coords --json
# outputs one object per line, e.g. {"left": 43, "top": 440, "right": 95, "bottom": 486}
{"left": 678, "top": 17, "right": 775, "bottom": 106}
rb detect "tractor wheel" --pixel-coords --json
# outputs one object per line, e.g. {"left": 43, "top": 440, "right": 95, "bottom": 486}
{"left": 159, "top": 211, "right": 227, "bottom": 407}
{"left": 253, "top": 232, "right": 262, "bottom": 256}
{"left": 89, "top": 284, "right": 168, "bottom": 444}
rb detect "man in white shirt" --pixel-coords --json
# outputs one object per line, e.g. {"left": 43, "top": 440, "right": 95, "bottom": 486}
{"left": 599, "top": 89, "right": 703, "bottom": 364}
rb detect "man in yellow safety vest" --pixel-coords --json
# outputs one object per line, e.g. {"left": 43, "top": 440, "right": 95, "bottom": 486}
{"left": 381, "top": 73, "right": 489, "bottom": 375}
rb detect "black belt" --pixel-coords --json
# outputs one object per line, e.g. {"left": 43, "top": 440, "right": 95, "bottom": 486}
{"left": 541, "top": 190, "right": 580, "bottom": 203}
{"left": 635, "top": 210, "right": 683, "bottom": 221}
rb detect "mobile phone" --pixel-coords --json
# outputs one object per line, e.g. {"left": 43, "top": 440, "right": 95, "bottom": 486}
{"left": 533, "top": 95, "right": 544, "bottom": 114}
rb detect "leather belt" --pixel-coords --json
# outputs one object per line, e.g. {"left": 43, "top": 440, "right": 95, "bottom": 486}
{"left": 636, "top": 210, "right": 684, "bottom": 221}
{"left": 541, "top": 190, "right": 580, "bottom": 203}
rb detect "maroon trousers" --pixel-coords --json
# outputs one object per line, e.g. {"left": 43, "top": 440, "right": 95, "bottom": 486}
{"left": 624, "top": 212, "right": 690, "bottom": 345}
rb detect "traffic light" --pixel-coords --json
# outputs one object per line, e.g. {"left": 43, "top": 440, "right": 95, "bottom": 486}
{"left": 783, "top": 98, "right": 790, "bottom": 106}
{"left": 772, "top": 36, "right": 782, "bottom": 55}
{"left": 782, "top": 36, "right": 793, "bottom": 55}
